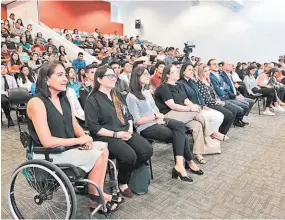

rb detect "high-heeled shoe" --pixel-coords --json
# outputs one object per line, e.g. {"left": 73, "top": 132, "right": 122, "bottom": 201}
{"left": 171, "top": 168, "right": 193, "bottom": 183}
{"left": 188, "top": 167, "right": 204, "bottom": 175}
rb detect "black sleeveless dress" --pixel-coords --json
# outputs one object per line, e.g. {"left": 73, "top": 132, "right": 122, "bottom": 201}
{"left": 27, "top": 92, "right": 106, "bottom": 172}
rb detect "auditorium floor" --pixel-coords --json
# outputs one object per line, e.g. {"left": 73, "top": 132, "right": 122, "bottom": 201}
{"left": 2, "top": 105, "right": 285, "bottom": 219}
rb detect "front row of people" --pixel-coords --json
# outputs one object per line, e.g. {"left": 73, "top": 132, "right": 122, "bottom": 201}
{"left": 24, "top": 59, "right": 281, "bottom": 215}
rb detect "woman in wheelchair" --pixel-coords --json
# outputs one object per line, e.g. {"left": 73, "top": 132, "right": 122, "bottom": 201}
{"left": 85, "top": 66, "right": 153, "bottom": 199}
{"left": 126, "top": 66, "right": 203, "bottom": 183}
{"left": 26, "top": 61, "right": 123, "bottom": 214}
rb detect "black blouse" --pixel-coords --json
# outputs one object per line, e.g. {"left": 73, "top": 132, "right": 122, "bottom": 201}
{"left": 196, "top": 80, "right": 219, "bottom": 106}
{"left": 27, "top": 92, "right": 75, "bottom": 147}
{"left": 85, "top": 91, "right": 133, "bottom": 138}
{"left": 154, "top": 83, "right": 188, "bottom": 115}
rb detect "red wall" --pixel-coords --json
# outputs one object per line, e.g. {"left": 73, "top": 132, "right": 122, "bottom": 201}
{"left": 1, "top": 5, "right": 7, "bottom": 20}
{"left": 39, "top": 1, "right": 123, "bottom": 35}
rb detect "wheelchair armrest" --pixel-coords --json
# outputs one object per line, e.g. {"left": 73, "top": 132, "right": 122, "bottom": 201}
{"left": 33, "top": 145, "right": 80, "bottom": 154}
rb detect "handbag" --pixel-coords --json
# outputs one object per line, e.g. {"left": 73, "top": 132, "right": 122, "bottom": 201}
{"left": 128, "top": 164, "right": 150, "bottom": 195}
{"left": 204, "top": 136, "right": 221, "bottom": 155}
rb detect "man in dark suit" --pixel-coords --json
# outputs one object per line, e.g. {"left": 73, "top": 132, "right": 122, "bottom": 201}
{"left": 220, "top": 61, "right": 255, "bottom": 119}
{"left": 208, "top": 59, "right": 248, "bottom": 127}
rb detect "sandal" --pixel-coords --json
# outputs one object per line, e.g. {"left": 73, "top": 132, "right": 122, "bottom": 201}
{"left": 89, "top": 194, "right": 122, "bottom": 216}
{"left": 195, "top": 155, "right": 206, "bottom": 164}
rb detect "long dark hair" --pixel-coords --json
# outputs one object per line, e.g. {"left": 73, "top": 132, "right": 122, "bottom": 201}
{"left": 25, "top": 30, "right": 33, "bottom": 43}
{"left": 91, "top": 66, "right": 126, "bottom": 124}
{"left": 129, "top": 66, "right": 147, "bottom": 100}
{"left": 77, "top": 68, "right": 86, "bottom": 82}
{"left": 180, "top": 62, "right": 194, "bottom": 79}
{"left": 16, "top": 18, "right": 24, "bottom": 27}
{"left": 19, "top": 65, "right": 35, "bottom": 84}
{"left": 10, "top": 52, "right": 21, "bottom": 65}
{"left": 31, "top": 52, "right": 41, "bottom": 65}
{"left": 59, "top": 46, "right": 66, "bottom": 55}
{"left": 36, "top": 61, "right": 65, "bottom": 97}
{"left": 160, "top": 64, "right": 173, "bottom": 84}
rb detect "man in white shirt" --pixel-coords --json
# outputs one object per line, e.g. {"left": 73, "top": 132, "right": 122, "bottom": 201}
{"left": 119, "top": 61, "right": 133, "bottom": 85}
{"left": 1, "top": 64, "right": 18, "bottom": 126}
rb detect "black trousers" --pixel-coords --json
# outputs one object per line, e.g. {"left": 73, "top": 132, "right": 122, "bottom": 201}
{"left": 96, "top": 133, "right": 153, "bottom": 184}
{"left": 1, "top": 94, "right": 11, "bottom": 119}
{"left": 209, "top": 103, "right": 237, "bottom": 134}
{"left": 276, "top": 86, "right": 285, "bottom": 101}
{"left": 140, "top": 119, "right": 193, "bottom": 162}
{"left": 252, "top": 87, "right": 277, "bottom": 107}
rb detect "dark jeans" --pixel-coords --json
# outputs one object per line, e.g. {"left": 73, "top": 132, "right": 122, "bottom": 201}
{"left": 252, "top": 87, "right": 277, "bottom": 107}
{"left": 140, "top": 119, "right": 193, "bottom": 162}
{"left": 1, "top": 94, "right": 11, "bottom": 119}
{"left": 209, "top": 103, "right": 237, "bottom": 134}
{"left": 96, "top": 133, "right": 153, "bottom": 184}
{"left": 276, "top": 86, "right": 285, "bottom": 101}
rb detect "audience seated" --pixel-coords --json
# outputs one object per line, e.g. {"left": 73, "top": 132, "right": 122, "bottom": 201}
{"left": 28, "top": 52, "right": 42, "bottom": 71}
{"left": 209, "top": 59, "right": 252, "bottom": 127}
{"left": 79, "top": 63, "right": 98, "bottom": 108}
{"left": 126, "top": 66, "right": 203, "bottom": 182}
{"left": 3, "top": 14, "right": 285, "bottom": 214}
{"left": 243, "top": 65, "right": 282, "bottom": 115}
{"left": 1, "top": 44, "right": 10, "bottom": 62}
{"left": 7, "top": 52, "right": 22, "bottom": 78}
{"left": 85, "top": 66, "right": 153, "bottom": 198}
{"left": 1, "top": 64, "right": 17, "bottom": 126}
{"left": 72, "top": 52, "right": 86, "bottom": 72}
{"left": 32, "top": 38, "right": 45, "bottom": 54}
{"left": 110, "top": 61, "right": 130, "bottom": 97}
{"left": 26, "top": 61, "right": 122, "bottom": 214}
{"left": 17, "top": 65, "right": 36, "bottom": 92}
{"left": 119, "top": 61, "right": 133, "bottom": 85}
{"left": 45, "top": 38, "right": 58, "bottom": 54}
{"left": 5, "top": 35, "right": 17, "bottom": 51}
{"left": 154, "top": 64, "right": 224, "bottom": 164}
{"left": 11, "top": 22, "right": 24, "bottom": 37}
{"left": 17, "top": 45, "right": 30, "bottom": 63}
{"left": 164, "top": 47, "right": 178, "bottom": 65}
{"left": 25, "top": 30, "right": 33, "bottom": 45}
{"left": 66, "top": 67, "right": 81, "bottom": 98}
{"left": 196, "top": 64, "right": 237, "bottom": 134}
{"left": 150, "top": 61, "right": 165, "bottom": 89}
{"left": 178, "top": 63, "right": 225, "bottom": 138}
{"left": 34, "top": 32, "right": 47, "bottom": 45}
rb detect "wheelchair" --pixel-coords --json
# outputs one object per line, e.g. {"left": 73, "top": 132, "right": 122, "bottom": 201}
{"left": 8, "top": 131, "right": 119, "bottom": 219}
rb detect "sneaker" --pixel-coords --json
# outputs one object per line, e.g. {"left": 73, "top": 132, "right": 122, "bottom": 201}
{"left": 263, "top": 110, "right": 275, "bottom": 116}
{"left": 273, "top": 105, "right": 285, "bottom": 113}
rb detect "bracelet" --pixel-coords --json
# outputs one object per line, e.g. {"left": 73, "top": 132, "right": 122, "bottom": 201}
{"left": 113, "top": 132, "right": 117, "bottom": 138}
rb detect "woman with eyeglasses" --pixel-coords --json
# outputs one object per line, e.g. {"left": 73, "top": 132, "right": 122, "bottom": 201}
{"left": 154, "top": 64, "right": 223, "bottom": 164}
{"left": 85, "top": 66, "right": 153, "bottom": 199}
{"left": 126, "top": 66, "right": 203, "bottom": 183}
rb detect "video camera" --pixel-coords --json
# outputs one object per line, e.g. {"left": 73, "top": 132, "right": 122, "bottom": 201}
{"left": 183, "top": 41, "right": 195, "bottom": 55}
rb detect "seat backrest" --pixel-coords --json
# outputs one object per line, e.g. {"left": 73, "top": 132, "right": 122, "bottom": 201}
{"left": 8, "top": 87, "right": 31, "bottom": 105}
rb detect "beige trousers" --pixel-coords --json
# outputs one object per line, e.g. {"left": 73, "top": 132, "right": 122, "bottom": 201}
{"left": 165, "top": 110, "right": 214, "bottom": 155}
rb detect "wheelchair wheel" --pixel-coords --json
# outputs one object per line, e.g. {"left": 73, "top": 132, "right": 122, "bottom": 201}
{"left": 8, "top": 159, "right": 77, "bottom": 219}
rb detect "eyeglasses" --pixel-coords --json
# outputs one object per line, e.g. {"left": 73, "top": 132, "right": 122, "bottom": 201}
{"left": 104, "top": 74, "right": 118, "bottom": 80}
